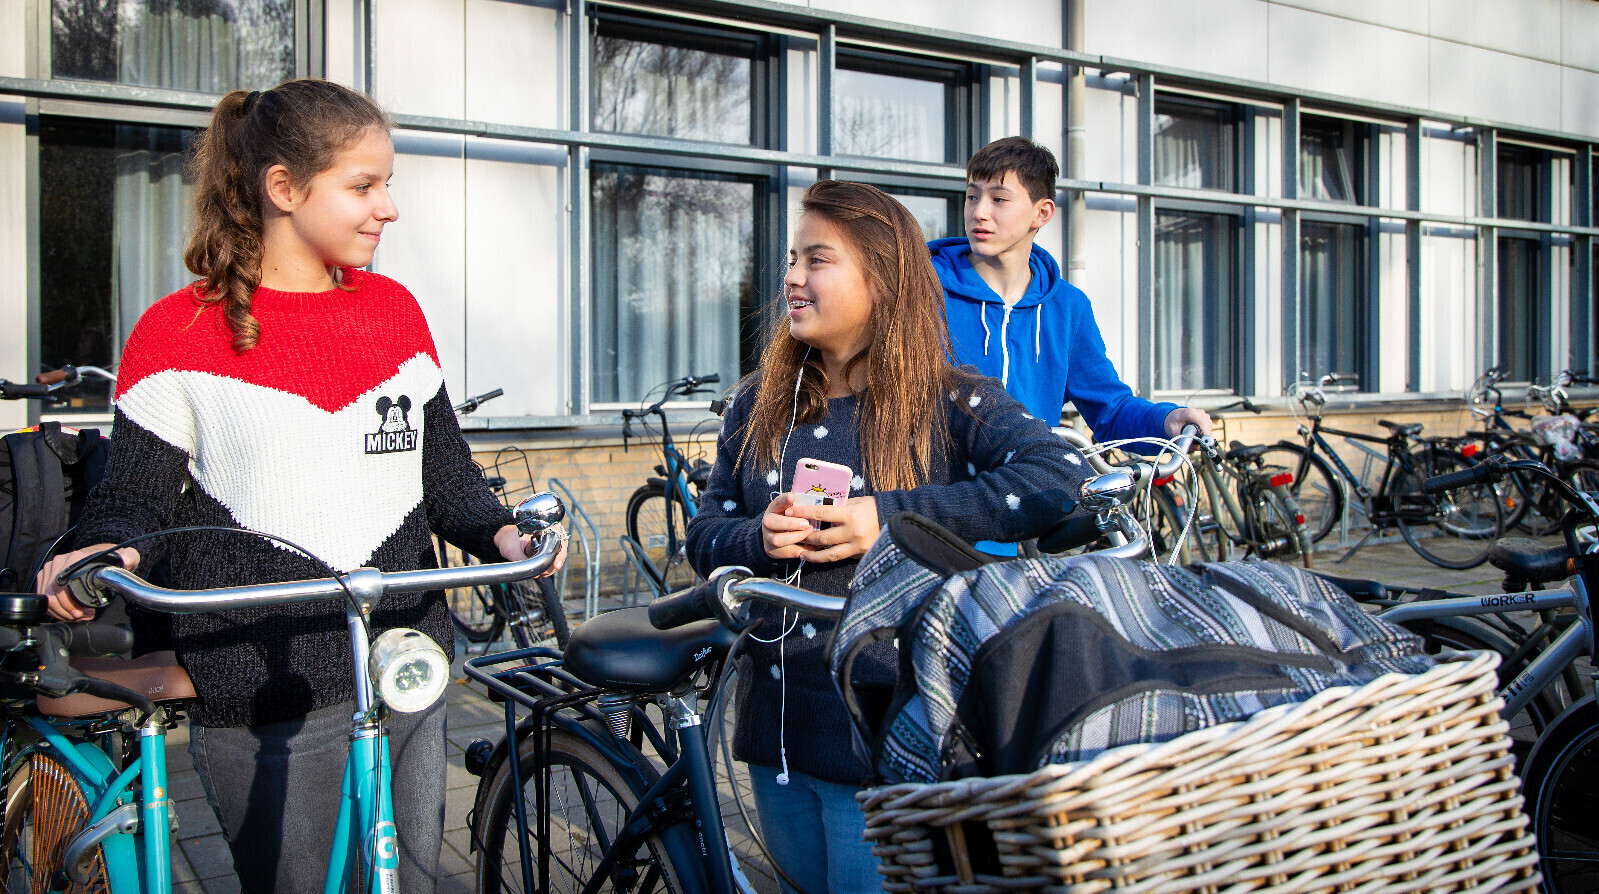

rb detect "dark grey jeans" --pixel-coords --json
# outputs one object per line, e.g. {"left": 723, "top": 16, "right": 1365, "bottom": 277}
{"left": 188, "top": 698, "right": 446, "bottom": 894}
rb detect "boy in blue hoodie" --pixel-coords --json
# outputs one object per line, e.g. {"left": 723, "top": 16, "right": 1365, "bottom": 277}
{"left": 931, "top": 137, "right": 1213, "bottom": 443}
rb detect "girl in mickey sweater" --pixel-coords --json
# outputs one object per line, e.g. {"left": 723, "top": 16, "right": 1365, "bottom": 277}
{"left": 687, "top": 180, "right": 1089, "bottom": 893}
{"left": 35, "top": 80, "right": 564, "bottom": 894}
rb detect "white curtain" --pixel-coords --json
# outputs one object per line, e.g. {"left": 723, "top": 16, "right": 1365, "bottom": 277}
{"left": 1153, "top": 109, "right": 1232, "bottom": 191}
{"left": 111, "top": 127, "right": 195, "bottom": 360}
{"left": 591, "top": 169, "right": 750, "bottom": 403}
{"left": 834, "top": 69, "right": 944, "bottom": 164}
{"left": 1153, "top": 212, "right": 1235, "bottom": 392}
{"left": 116, "top": 0, "right": 293, "bottom": 93}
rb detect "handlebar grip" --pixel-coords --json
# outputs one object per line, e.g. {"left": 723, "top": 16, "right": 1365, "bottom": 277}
{"left": 1036, "top": 513, "right": 1105, "bottom": 554}
{"left": 1422, "top": 460, "right": 1500, "bottom": 495}
{"left": 649, "top": 580, "right": 719, "bottom": 629}
{"left": 56, "top": 621, "right": 133, "bottom": 657}
{"left": 33, "top": 367, "right": 72, "bottom": 386}
{"left": 699, "top": 373, "right": 720, "bottom": 384}
{"left": 1, "top": 382, "right": 54, "bottom": 398}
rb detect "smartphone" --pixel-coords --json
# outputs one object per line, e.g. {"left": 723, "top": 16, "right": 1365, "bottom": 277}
{"left": 791, "top": 458, "right": 853, "bottom": 529}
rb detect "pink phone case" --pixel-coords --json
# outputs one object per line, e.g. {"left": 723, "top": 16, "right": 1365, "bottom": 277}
{"left": 791, "top": 458, "right": 852, "bottom": 511}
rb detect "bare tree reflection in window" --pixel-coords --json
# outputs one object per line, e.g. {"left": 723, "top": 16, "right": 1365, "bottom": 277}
{"left": 51, "top": 0, "right": 293, "bottom": 92}
{"left": 834, "top": 68, "right": 946, "bottom": 163}
{"left": 592, "top": 35, "right": 751, "bottom": 145}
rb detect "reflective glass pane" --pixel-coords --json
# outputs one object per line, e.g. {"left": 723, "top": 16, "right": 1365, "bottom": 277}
{"left": 1153, "top": 211, "right": 1237, "bottom": 391}
{"left": 885, "top": 191, "right": 958, "bottom": 241}
{"left": 1153, "top": 100, "right": 1235, "bottom": 192}
{"left": 52, "top": 0, "right": 293, "bottom": 93}
{"left": 590, "top": 166, "right": 756, "bottom": 404}
{"left": 1300, "top": 117, "right": 1362, "bottom": 203}
{"left": 1497, "top": 236, "right": 1546, "bottom": 381}
{"left": 40, "top": 118, "right": 198, "bottom": 413}
{"left": 835, "top": 68, "right": 947, "bottom": 163}
{"left": 1498, "top": 147, "right": 1543, "bottom": 222}
{"left": 591, "top": 27, "right": 753, "bottom": 145}
{"left": 1300, "top": 221, "right": 1366, "bottom": 382}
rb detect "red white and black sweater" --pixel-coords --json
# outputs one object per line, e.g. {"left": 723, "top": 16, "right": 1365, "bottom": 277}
{"left": 76, "top": 271, "right": 511, "bottom": 728}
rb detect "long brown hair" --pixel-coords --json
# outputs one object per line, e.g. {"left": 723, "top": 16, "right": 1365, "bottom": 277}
{"left": 736, "top": 180, "right": 969, "bottom": 492}
{"left": 184, "top": 79, "right": 390, "bottom": 352}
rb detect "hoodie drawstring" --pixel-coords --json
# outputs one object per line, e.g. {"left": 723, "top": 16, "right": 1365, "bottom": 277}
{"left": 980, "top": 305, "right": 992, "bottom": 357}
{"left": 1035, "top": 302, "right": 1042, "bottom": 362}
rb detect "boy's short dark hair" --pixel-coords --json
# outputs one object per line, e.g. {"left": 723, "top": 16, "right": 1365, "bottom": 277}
{"left": 966, "top": 137, "right": 1059, "bottom": 204}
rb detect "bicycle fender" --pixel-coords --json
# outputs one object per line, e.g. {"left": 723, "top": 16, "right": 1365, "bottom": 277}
{"left": 646, "top": 477, "right": 667, "bottom": 488}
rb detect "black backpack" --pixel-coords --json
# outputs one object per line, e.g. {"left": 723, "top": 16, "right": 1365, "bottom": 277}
{"left": 0, "top": 423, "right": 110, "bottom": 591}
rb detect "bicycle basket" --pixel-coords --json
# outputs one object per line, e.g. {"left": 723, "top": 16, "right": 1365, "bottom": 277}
{"left": 482, "top": 446, "right": 536, "bottom": 510}
{"left": 859, "top": 650, "right": 1537, "bottom": 893}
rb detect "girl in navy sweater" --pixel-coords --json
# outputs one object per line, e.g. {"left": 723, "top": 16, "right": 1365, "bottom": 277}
{"left": 687, "top": 180, "right": 1089, "bottom": 893}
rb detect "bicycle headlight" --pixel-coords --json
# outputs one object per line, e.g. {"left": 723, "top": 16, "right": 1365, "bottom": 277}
{"left": 370, "top": 628, "right": 449, "bottom": 713}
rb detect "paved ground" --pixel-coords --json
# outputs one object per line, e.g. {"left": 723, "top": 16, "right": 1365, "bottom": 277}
{"left": 161, "top": 531, "right": 1588, "bottom": 893}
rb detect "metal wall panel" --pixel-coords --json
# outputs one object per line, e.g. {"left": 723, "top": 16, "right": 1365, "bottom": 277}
{"left": 1417, "top": 231, "right": 1478, "bottom": 392}
{"left": 1562, "top": 0, "right": 1599, "bottom": 73}
{"left": 1267, "top": 5, "right": 1429, "bottom": 110}
{"left": 374, "top": 0, "right": 467, "bottom": 119}
{"left": 0, "top": 102, "right": 24, "bottom": 432}
{"left": 1269, "top": 0, "right": 1427, "bottom": 33}
{"left": 466, "top": 0, "right": 562, "bottom": 129}
{"left": 1086, "top": 0, "right": 1270, "bottom": 84}
{"left": 1428, "top": 40, "right": 1563, "bottom": 133}
{"left": 1562, "top": 67, "right": 1599, "bottom": 139}
{"left": 815, "top": 0, "right": 1062, "bottom": 48}
{"left": 464, "top": 138, "right": 567, "bottom": 416}
{"left": 1429, "top": 0, "right": 1562, "bottom": 64}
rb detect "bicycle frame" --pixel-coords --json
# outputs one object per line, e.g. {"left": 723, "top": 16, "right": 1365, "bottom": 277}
{"left": 7, "top": 599, "right": 399, "bottom": 894}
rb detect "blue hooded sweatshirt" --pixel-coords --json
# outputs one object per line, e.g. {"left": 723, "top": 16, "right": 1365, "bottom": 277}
{"left": 930, "top": 236, "right": 1178, "bottom": 444}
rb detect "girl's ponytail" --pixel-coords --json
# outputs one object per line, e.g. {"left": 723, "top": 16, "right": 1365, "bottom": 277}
{"left": 183, "top": 80, "right": 389, "bottom": 353}
{"left": 184, "top": 89, "right": 263, "bottom": 352}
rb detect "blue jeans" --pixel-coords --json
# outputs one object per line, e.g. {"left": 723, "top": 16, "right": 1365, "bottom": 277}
{"left": 189, "top": 698, "right": 446, "bottom": 894}
{"left": 748, "top": 764, "right": 880, "bottom": 894}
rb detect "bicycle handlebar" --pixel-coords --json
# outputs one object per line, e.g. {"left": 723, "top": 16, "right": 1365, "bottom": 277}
{"left": 72, "top": 531, "right": 563, "bottom": 615}
{"left": 454, "top": 388, "right": 504, "bottom": 415}
{"left": 649, "top": 566, "right": 845, "bottom": 631}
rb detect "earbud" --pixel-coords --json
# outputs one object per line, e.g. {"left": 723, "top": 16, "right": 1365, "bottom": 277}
{"left": 776, "top": 771, "right": 790, "bottom": 786}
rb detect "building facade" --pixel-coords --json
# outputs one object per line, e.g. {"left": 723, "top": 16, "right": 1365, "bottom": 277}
{"left": 3, "top": 0, "right": 1597, "bottom": 583}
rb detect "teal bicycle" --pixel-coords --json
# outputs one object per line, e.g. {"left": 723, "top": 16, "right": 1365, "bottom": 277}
{"left": 0, "top": 495, "right": 564, "bottom": 894}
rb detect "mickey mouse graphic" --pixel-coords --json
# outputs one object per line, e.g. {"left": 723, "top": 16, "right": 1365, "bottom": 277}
{"left": 365, "top": 395, "right": 419, "bottom": 454}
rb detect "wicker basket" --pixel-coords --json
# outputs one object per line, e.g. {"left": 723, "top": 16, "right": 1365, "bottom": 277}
{"left": 858, "top": 651, "right": 1538, "bottom": 893}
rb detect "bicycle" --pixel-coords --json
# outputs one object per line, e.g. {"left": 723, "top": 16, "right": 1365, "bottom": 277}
{"left": 1, "top": 496, "right": 564, "bottom": 893}
{"left": 621, "top": 374, "right": 722, "bottom": 594}
{"left": 1465, "top": 367, "right": 1599, "bottom": 538}
{"left": 1144, "top": 397, "right": 1315, "bottom": 567}
{"left": 440, "top": 390, "right": 571, "bottom": 651}
{"left": 1268, "top": 373, "right": 1503, "bottom": 569}
{"left": 0, "top": 364, "right": 119, "bottom": 408}
{"left": 1352, "top": 455, "right": 1599, "bottom": 893}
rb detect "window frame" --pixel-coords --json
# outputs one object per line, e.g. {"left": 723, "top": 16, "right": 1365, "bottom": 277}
{"left": 589, "top": 7, "right": 778, "bottom": 150}
{"left": 1151, "top": 93, "right": 1243, "bottom": 195}
{"left": 1150, "top": 199, "right": 1246, "bottom": 396}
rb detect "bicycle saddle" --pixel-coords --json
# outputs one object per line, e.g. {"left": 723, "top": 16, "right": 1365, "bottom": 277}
{"left": 1377, "top": 420, "right": 1424, "bottom": 438}
{"left": 563, "top": 606, "right": 735, "bottom": 692}
{"left": 1226, "top": 442, "right": 1271, "bottom": 461}
{"left": 1486, "top": 537, "right": 1574, "bottom": 587}
{"left": 35, "top": 651, "right": 197, "bottom": 718}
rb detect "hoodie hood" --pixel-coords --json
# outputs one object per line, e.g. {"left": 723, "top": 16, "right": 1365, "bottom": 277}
{"left": 928, "top": 237, "right": 1060, "bottom": 310}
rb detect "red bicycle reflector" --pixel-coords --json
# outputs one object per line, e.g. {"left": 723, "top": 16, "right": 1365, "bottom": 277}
{"left": 1461, "top": 443, "right": 1479, "bottom": 458}
{"left": 1295, "top": 514, "right": 1306, "bottom": 525}
{"left": 1269, "top": 472, "right": 1293, "bottom": 487}
{"left": 1153, "top": 474, "right": 1176, "bottom": 487}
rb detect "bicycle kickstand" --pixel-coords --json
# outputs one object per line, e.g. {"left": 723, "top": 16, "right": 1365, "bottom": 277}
{"left": 1335, "top": 527, "right": 1381, "bottom": 564}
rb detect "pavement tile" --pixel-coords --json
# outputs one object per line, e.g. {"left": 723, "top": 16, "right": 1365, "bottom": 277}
{"left": 168, "top": 768, "right": 208, "bottom": 802}
{"left": 201, "top": 875, "right": 242, "bottom": 894}
{"left": 180, "top": 833, "right": 237, "bottom": 881}
{"left": 174, "top": 795, "right": 222, "bottom": 840}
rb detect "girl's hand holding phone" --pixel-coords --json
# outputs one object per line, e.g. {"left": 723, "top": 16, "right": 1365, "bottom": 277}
{"left": 761, "top": 493, "right": 816, "bottom": 561}
{"left": 786, "top": 496, "right": 880, "bottom": 563}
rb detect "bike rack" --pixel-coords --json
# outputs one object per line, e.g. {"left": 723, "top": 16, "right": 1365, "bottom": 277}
{"left": 618, "top": 534, "right": 669, "bottom": 606}
{"left": 548, "top": 477, "right": 601, "bottom": 621}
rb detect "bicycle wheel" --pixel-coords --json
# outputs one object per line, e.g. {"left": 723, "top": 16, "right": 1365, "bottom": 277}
{"left": 1523, "top": 697, "right": 1599, "bottom": 894}
{"left": 473, "top": 728, "right": 684, "bottom": 894}
{"left": 625, "top": 485, "right": 696, "bottom": 593}
{"left": 1395, "top": 617, "right": 1561, "bottom": 762}
{"left": 502, "top": 578, "right": 571, "bottom": 651}
{"left": 1, "top": 752, "right": 110, "bottom": 894}
{"left": 1565, "top": 460, "right": 1599, "bottom": 549}
{"left": 1256, "top": 445, "right": 1343, "bottom": 544}
{"left": 1258, "top": 483, "right": 1313, "bottom": 568}
{"left": 1394, "top": 447, "right": 1502, "bottom": 569}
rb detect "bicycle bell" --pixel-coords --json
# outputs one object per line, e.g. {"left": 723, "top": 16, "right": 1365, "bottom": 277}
{"left": 513, "top": 491, "right": 566, "bottom": 535}
{"left": 1079, "top": 470, "right": 1137, "bottom": 513}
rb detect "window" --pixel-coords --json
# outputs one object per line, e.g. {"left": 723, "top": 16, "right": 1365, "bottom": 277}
{"left": 1153, "top": 97, "right": 1237, "bottom": 192}
{"left": 834, "top": 50, "right": 969, "bottom": 164}
{"left": 1300, "top": 115, "right": 1364, "bottom": 204}
{"left": 1498, "top": 145, "right": 1546, "bottom": 222}
{"left": 591, "top": 13, "right": 762, "bottom": 146}
{"left": 51, "top": 0, "right": 294, "bottom": 93}
{"left": 40, "top": 118, "right": 197, "bottom": 413}
{"left": 1300, "top": 222, "right": 1367, "bottom": 381}
{"left": 1153, "top": 210, "right": 1239, "bottom": 391}
{"left": 883, "top": 189, "right": 960, "bottom": 241}
{"left": 1498, "top": 236, "right": 1547, "bottom": 382}
{"left": 590, "top": 164, "right": 758, "bottom": 404}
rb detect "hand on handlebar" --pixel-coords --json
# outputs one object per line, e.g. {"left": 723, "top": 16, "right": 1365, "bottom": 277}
{"left": 36, "top": 544, "right": 141, "bottom": 622}
{"left": 495, "top": 524, "right": 566, "bottom": 578}
{"left": 1163, "top": 407, "right": 1214, "bottom": 438}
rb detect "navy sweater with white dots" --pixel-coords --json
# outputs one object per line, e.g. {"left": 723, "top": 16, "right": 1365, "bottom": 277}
{"left": 687, "top": 370, "right": 1091, "bottom": 786}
